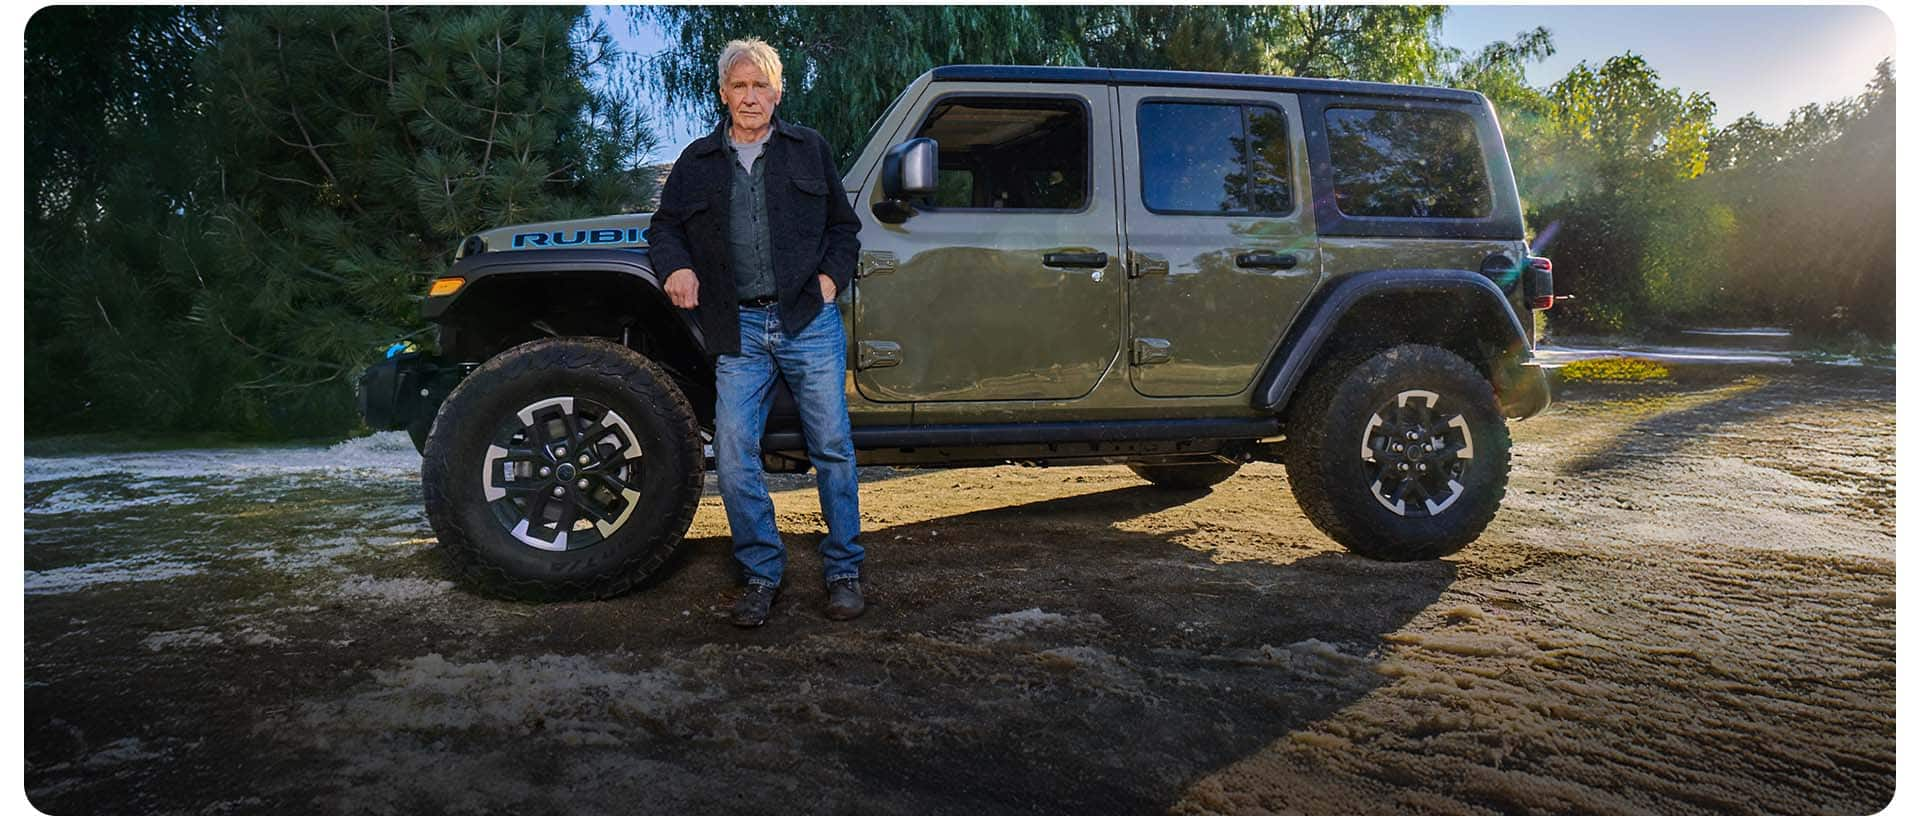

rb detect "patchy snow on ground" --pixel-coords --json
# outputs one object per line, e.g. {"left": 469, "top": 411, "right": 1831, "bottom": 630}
{"left": 23, "top": 366, "right": 1894, "bottom": 813}
{"left": 975, "top": 608, "right": 1108, "bottom": 642}
{"left": 25, "top": 557, "right": 203, "bottom": 596}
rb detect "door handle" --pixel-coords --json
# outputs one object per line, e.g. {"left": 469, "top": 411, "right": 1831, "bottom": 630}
{"left": 1235, "top": 252, "right": 1298, "bottom": 270}
{"left": 1043, "top": 251, "right": 1108, "bottom": 269}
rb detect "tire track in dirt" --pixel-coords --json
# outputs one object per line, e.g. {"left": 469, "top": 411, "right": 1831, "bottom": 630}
{"left": 24, "top": 365, "right": 1893, "bottom": 812}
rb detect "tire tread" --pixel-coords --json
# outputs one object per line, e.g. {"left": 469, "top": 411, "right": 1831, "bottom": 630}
{"left": 421, "top": 338, "right": 703, "bottom": 601}
{"left": 1284, "top": 344, "right": 1510, "bottom": 561}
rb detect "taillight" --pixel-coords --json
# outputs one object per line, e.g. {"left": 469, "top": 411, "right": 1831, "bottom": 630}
{"left": 1525, "top": 256, "right": 1554, "bottom": 310}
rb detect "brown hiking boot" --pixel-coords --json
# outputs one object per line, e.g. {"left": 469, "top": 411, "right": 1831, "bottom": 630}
{"left": 825, "top": 578, "right": 865, "bottom": 620}
{"left": 731, "top": 582, "right": 778, "bottom": 628}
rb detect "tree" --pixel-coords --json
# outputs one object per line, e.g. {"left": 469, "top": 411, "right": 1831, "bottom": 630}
{"left": 1543, "top": 54, "right": 1716, "bottom": 198}
{"left": 641, "top": 6, "right": 1081, "bottom": 163}
{"left": 638, "top": 6, "right": 1452, "bottom": 163}
{"left": 1704, "top": 60, "right": 1894, "bottom": 340}
{"left": 1523, "top": 55, "right": 1720, "bottom": 333}
{"left": 25, "top": 6, "right": 660, "bottom": 436}
{"left": 1439, "top": 27, "right": 1556, "bottom": 203}
{"left": 25, "top": 7, "right": 221, "bottom": 432}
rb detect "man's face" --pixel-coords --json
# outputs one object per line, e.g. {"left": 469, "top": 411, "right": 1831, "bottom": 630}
{"left": 721, "top": 60, "right": 781, "bottom": 132}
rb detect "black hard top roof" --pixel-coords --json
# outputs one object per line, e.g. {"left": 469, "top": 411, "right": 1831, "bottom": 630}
{"left": 927, "top": 65, "right": 1484, "bottom": 104}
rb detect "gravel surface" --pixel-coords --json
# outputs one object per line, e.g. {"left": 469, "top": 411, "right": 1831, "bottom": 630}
{"left": 24, "top": 361, "right": 1894, "bottom": 813}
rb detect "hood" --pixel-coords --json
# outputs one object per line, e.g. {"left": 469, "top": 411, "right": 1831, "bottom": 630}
{"left": 459, "top": 212, "right": 654, "bottom": 259}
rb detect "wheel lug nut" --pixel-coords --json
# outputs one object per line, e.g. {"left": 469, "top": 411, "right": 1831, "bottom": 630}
{"left": 555, "top": 446, "right": 567, "bottom": 457}
{"left": 1406, "top": 430, "right": 1419, "bottom": 441}
{"left": 1399, "top": 462, "right": 1411, "bottom": 472}
{"left": 539, "top": 467, "right": 551, "bottom": 477}
{"left": 552, "top": 487, "right": 565, "bottom": 497}
{"left": 579, "top": 454, "right": 590, "bottom": 465}
{"left": 576, "top": 479, "right": 589, "bottom": 490}
{"left": 1417, "top": 463, "right": 1428, "bottom": 473}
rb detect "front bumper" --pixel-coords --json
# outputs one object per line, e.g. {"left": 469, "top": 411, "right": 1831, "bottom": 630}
{"left": 356, "top": 349, "right": 463, "bottom": 431}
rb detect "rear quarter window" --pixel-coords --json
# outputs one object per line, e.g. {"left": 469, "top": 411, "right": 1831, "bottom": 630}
{"left": 1325, "top": 107, "right": 1492, "bottom": 219}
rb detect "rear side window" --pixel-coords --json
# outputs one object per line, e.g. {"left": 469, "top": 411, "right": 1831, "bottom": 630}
{"left": 913, "top": 97, "right": 1088, "bottom": 210}
{"left": 1138, "top": 102, "right": 1292, "bottom": 215}
{"left": 1325, "top": 107, "right": 1491, "bottom": 219}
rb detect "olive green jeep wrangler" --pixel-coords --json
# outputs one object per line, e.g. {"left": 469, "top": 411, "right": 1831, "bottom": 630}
{"left": 359, "top": 65, "right": 1555, "bottom": 600}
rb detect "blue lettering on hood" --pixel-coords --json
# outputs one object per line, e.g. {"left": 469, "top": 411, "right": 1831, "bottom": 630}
{"left": 511, "top": 226, "right": 650, "bottom": 249}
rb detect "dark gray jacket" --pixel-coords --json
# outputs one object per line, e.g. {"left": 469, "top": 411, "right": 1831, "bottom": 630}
{"left": 647, "top": 116, "right": 862, "bottom": 357}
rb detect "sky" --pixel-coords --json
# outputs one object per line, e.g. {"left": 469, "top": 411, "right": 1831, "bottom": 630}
{"left": 599, "top": 4, "right": 1897, "bottom": 162}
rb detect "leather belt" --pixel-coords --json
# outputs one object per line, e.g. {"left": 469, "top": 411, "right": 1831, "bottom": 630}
{"left": 739, "top": 295, "right": 778, "bottom": 307}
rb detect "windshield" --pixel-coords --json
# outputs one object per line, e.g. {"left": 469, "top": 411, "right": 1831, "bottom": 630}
{"left": 846, "top": 90, "right": 908, "bottom": 167}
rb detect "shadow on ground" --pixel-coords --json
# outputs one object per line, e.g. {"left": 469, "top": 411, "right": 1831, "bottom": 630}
{"left": 27, "top": 483, "right": 1460, "bottom": 813}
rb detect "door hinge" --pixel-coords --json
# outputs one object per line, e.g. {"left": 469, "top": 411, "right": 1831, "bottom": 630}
{"left": 1129, "top": 251, "right": 1168, "bottom": 279}
{"left": 1132, "top": 337, "right": 1172, "bottom": 366}
{"left": 858, "top": 340, "right": 902, "bottom": 370}
{"left": 858, "top": 250, "right": 897, "bottom": 279}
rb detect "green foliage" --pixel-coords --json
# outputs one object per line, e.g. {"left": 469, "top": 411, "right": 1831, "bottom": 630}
{"left": 26, "top": 7, "right": 222, "bottom": 432}
{"left": 641, "top": 6, "right": 1079, "bottom": 163}
{"left": 1559, "top": 358, "right": 1671, "bottom": 383}
{"left": 1638, "top": 190, "right": 1738, "bottom": 320}
{"left": 26, "top": 6, "right": 1897, "bottom": 440}
{"left": 1084, "top": 6, "right": 1449, "bottom": 81}
{"left": 1523, "top": 58, "right": 1893, "bottom": 341}
{"left": 1703, "top": 60, "right": 1895, "bottom": 340}
{"left": 639, "top": 6, "right": 1449, "bottom": 162}
{"left": 1540, "top": 54, "right": 1717, "bottom": 199}
{"left": 26, "top": 7, "right": 657, "bottom": 437}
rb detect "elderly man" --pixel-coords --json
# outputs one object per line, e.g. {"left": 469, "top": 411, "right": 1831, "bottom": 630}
{"left": 646, "top": 38, "right": 865, "bottom": 627}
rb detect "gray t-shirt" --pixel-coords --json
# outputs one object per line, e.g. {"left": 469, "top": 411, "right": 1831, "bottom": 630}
{"left": 729, "top": 129, "right": 771, "bottom": 173}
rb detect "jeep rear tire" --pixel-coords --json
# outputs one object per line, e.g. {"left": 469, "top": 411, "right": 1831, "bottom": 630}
{"left": 422, "top": 337, "right": 703, "bottom": 600}
{"left": 1129, "top": 462, "right": 1240, "bottom": 490}
{"left": 1284, "top": 344, "right": 1510, "bottom": 561}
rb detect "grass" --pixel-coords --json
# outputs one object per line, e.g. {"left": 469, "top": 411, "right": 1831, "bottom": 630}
{"left": 1558, "top": 357, "right": 1672, "bottom": 383}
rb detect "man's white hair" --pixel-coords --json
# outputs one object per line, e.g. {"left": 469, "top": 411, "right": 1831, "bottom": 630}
{"left": 717, "top": 38, "right": 783, "bottom": 94}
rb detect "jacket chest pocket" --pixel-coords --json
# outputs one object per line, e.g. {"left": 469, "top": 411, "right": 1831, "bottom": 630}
{"left": 788, "top": 177, "right": 828, "bottom": 239}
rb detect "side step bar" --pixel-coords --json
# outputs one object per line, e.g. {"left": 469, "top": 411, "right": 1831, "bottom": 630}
{"left": 762, "top": 417, "right": 1280, "bottom": 452}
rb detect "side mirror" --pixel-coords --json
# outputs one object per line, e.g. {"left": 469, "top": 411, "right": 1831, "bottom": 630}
{"left": 875, "top": 138, "right": 938, "bottom": 224}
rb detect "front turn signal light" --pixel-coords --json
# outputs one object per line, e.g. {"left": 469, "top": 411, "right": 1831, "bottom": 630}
{"left": 428, "top": 277, "right": 466, "bottom": 297}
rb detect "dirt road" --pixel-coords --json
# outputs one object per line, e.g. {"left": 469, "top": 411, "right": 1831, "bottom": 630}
{"left": 24, "top": 360, "right": 1894, "bottom": 813}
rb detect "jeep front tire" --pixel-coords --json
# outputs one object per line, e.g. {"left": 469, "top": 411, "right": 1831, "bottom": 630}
{"left": 1284, "top": 344, "right": 1511, "bottom": 560}
{"left": 421, "top": 337, "right": 704, "bottom": 600}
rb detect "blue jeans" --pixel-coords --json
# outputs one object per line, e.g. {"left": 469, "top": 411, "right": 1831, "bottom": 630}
{"left": 714, "top": 303, "right": 863, "bottom": 587}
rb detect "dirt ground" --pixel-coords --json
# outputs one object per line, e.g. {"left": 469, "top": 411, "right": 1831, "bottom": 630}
{"left": 23, "top": 360, "right": 1894, "bottom": 813}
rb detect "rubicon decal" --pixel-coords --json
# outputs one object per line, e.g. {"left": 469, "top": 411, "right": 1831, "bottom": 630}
{"left": 512, "top": 227, "right": 649, "bottom": 248}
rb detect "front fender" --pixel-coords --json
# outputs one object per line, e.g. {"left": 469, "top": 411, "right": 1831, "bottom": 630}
{"left": 424, "top": 248, "right": 704, "bottom": 352}
{"left": 1254, "top": 268, "right": 1549, "bottom": 419}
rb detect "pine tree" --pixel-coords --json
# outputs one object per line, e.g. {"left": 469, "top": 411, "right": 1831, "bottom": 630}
{"left": 25, "top": 6, "right": 220, "bottom": 432}
{"left": 26, "top": 6, "right": 660, "bottom": 436}
{"left": 640, "top": 6, "right": 1451, "bottom": 163}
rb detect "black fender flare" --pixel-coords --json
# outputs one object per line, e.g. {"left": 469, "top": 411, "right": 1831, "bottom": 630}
{"left": 1253, "top": 268, "right": 1547, "bottom": 418}
{"left": 423, "top": 248, "right": 705, "bottom": 351}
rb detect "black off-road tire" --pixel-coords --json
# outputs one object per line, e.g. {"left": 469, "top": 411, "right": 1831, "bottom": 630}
{"left": 1284, "top": 344, "right": 1511, "bottom": 561}
{"left": 421, "top": 337, "right": 704, "bottom": 601}
{"left": 1129, "top": 462, "right": 1241, "bottom": 490}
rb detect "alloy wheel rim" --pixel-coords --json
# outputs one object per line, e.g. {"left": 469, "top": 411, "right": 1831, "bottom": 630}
{"left": 482, "top": 396, "right": 644, "bottom": 551}
{"left": 1359, "top": 389, "right": 1474, "bottom": 518}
